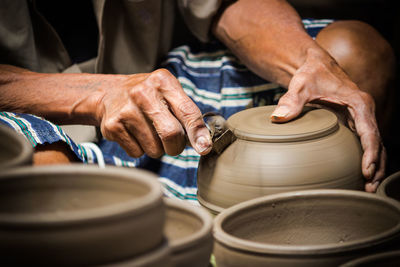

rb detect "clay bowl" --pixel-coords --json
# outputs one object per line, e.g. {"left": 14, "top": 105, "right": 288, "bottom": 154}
{"left": 164, "top": 198, "right": 214, "bottom": 267}
{"left": 198, "top": 106, "right": 363, "bottom": 214}
{"left": 377, "top": 171, "right": 400, "bottom": 202}
{"left": 340, "top": 250, "right": 400, "bottom": 267}
{"left": 213, "top": 189, "right": 400, "bottom": 267}
{"left": 0, "top": 123, "right": 33, "bottom": 169}
{"left": 0, "top": 165, "right": 165, "bottom": 266}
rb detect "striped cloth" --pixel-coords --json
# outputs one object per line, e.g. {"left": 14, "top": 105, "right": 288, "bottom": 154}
{"left": 0, "top": 19, "right": 333, "bottom": 204}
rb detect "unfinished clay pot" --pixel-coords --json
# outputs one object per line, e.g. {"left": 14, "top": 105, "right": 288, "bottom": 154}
{"left": 377, "top": 171, "right": 400, "bottom": 202}
{"left": 164, "top": 198, "right": 213, "bottom": 267}
{"left": 213, "top": 189, "right": 400, "bottom": 267}
{"left": 198, "top": 106, "right": 363, "bottom": 214}
{"left": 340, "top": 250, "right": 400, "bottom": 267}
{"left": 0, "top": 124, "right": 33, "bottom": 169}
{"left": 0, "top": 165, "right": 165, "bottom": 266}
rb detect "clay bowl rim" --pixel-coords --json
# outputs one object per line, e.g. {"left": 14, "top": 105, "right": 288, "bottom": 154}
{"left": 340, "top": 249, "right": 400, "bottom": 266}
{"left": 0, "top": 164, "right": 163, "bottom": 226}
{"left": 377, "top": 171, "right": 400, "bottom": 197}
{"left": 164, "top": 198, "right": 213, "bottom": 251}
{"left": 0, "top": 124, "right": 33, "bottom": 168}
{"left": 214, "top": 189, "right": 400, "bottom": 256}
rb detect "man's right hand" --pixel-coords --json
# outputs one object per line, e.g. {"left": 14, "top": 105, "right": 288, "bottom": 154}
{"left": 0, "top": 65, "right": 212, "bottom": 158}
{"left": 95, "top": 69, "right": 212, "bottom": 158}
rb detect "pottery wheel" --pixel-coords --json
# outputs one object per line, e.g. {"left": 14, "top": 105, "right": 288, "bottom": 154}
{"left": 227, "top": 106, "right": 339, "bottom": 142}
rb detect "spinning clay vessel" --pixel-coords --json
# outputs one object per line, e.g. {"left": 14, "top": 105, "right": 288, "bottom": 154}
{"left": 198, "top": 106, "right": 363, "bottom": 214}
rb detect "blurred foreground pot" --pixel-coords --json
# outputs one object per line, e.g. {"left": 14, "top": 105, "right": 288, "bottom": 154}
{"left": 164, "top": 198, "right": 213, "bottom": 267}
{"left": 340, "top": 250, "right": 400, "bottom": 267}
{"left": 0, "top": 124, "right": 33, "bottom": 170}
{"left": 213, "top": 189, "right": 400, "bottom": 267}
{"left": 377, "top": 171, "right": 400, "bottom": 201}
{"left": 0, "top": 165, "right": 165, "bottom": 266}
{"left": 198, "top": 106, "right": 363, "bottom": 214}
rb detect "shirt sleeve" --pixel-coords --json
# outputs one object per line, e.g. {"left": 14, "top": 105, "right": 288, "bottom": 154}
{"left": 177, "top": 0, "right": 233, "bottom": 43}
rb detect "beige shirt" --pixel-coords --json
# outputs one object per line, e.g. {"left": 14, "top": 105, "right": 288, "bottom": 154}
{"left": 0, "top": 0, "right": 223, "bottom": 74}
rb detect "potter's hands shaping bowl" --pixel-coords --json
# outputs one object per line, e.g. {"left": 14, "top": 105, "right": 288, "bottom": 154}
{"left": 270, "top": 58, "right": 385, "bottom": 192}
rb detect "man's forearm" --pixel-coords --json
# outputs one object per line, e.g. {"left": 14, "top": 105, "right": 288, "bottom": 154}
{"left": 0, "top": 64, "right": 113, "bottom": 125}
{"left": 213, "top": 0, "right": 322, "bottom": 87}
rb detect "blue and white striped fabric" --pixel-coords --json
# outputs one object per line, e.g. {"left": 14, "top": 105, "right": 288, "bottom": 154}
{"left": 0, "top": 19, "right": 333, "bottom": 204}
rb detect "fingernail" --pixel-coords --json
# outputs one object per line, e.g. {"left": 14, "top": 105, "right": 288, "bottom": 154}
{"left": 271, "top": 106, "right": 290, "bottom": 119}
{"left": 196, "top": 135, "right": 211, "bottom": 153}
{"left": 367, "top": 163, "right": 376, "bottom": 179}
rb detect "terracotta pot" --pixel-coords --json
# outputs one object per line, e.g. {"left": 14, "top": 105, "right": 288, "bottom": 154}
{"left": 0, "top": 124, "right": 33, "bottom": 169}
{"left": 164, "top": 198, "right": 214, "bottom": 267}
{"left": 0, "top": 165, "right": 165, "bottom": 266}
{"left": 377, "top": 171, "right": 400, "bottom": 202}
{"left": 340, "top": 250, "right": 400, "bottom": 266}
{"left": 104, "top": 239, "right": 172, "bottom": 267}
{"left": 198, "top": 106, "right": 363, "bottom": 214}
{"left": 213, "top": 189, "right": 400, "bottom": 267}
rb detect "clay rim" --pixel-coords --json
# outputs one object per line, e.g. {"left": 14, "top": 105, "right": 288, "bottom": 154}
{"left": 164, "top": 198, "right": 213, "bottom": 252}
{"left": 0, "top": 125, "right": 33, "bottom": 168}
{"left": 0, "top": 164, "right": 164, "bottom": 227}
{"left": 214, "top": 189, "right": 400, "bottom": 256}
{"left": 340, "top": 250, "right": 400, "bottom": 266}
{"left": 227, "top": 106, "right": 339, "bottom": 142}
{"left": 377, "top": 171, "right": 400, "bottom": 197}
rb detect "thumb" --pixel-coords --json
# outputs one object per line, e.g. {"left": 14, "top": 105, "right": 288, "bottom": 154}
{"left": 271, "top": 91, "right": 307, "bottom": 123}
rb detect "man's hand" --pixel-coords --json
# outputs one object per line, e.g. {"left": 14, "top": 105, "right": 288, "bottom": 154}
{"left": 270, "top": 49, "right": 385, "bottom": 192}
{"left": 0, "top": 65, "right": 212, "bottom": 158}
{"left": 96, "top": 69, "right": 212, "bottom": 158}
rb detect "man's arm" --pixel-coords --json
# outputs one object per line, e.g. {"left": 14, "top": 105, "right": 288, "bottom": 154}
{"left": 0, "top": 64, "right": 211, "bottom": 157}
{"left": 213, "top": 0, "right": 385, "bottom": 192}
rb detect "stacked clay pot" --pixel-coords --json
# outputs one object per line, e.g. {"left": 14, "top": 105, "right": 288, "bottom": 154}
{"left": 164, "top": 198, "right": 214, "bottom": 267}
{"left": 213, "top": 189, "right": 400, "bottom": 267}
{"left": 198, "top": 106, "right": 363, "bottom": 214}
{"left": 0, "top": 165, "right": 214, "bottom": 266}
{"left": 0, "top": 165, "right": 168, "bottom": 266}
{"left": 0, "top": 124, "right": 33, "bottom": 170}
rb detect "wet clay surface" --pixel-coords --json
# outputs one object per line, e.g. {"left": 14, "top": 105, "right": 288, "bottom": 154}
{"left": 198, "top": 106, "right": 363, "bottom": 213}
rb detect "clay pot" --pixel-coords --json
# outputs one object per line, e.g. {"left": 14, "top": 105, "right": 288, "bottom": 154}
{"left": 377, "top": 171, "right": 400, "bottom": 202}
{"left": 163, "top": 198, "right": 214, "bottom": 267}
{"left": 0, "top": 124, "right": 33, "bottom": 169}
{"left": 213, "top": 189, "right": 400, "bottom": 267}
{"left": 198, "top": 106, "right": 363, "bottom": 214}
{"left": 0, "top": 165, "right": 165, "bottom": 266}
{"left": 340, "top": 250, "right": 400, "bottom": 266}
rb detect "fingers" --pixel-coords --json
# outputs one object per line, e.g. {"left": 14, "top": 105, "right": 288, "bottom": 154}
{"left": 100, "top": 118, "right": 144, "bottom": 158}
{"left": 347, "top": 92, "right": 385, "bottom": 186}
{"left": 271, "top": 74, "right": 309, "bottom": 122}
{"left": 145, "top": 69, "right": 212, "bottom": 155}
{"left": 365, "top": 145, "right": 386, "bottom": 192}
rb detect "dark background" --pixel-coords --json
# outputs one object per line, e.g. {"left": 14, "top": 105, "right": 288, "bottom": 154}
{"left": 288, "top": 0, "right": 400, "bottom": 177}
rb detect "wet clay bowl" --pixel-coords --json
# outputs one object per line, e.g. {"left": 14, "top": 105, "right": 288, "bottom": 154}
{"left": 0, "top": 165, "right": 165, "bottom": 266}
{"left": 377, "top": 171, "right": 400, "bottom": 202}
{"left": 197, "top": 106, "right": 363, "bottom": 214}
{"left": 0, "top": 123, "right": 33, "bottom": 169}
{"left": 340, "top": 250, "right": 400, "bottom": 267}
{"left": 213, "top": 189, "right": 400, "bottom": 267}
{"left": 163, "top": 198, "right": 214, "bottom": 267}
